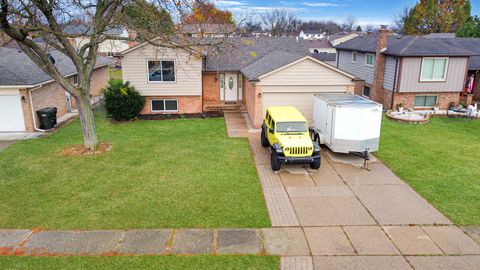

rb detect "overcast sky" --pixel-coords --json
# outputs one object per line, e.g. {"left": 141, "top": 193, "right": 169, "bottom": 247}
{"left": 214, "top": 0, "right": 480, "bottom": 27}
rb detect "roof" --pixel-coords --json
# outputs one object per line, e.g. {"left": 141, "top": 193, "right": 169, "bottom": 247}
{"left": 63, "top": 24, "right": 125, "bottom": 36}
{"left": 305, "top": 39, "right": 333, "bottom": 49}
{"left": 432, "top": 38, "right": 480, "bottom": 70}
{"left": 328, "top": 32, "right": 358, "bottom": 41}
{"left": 178, "top": 24, "right": 235, "bottom": 34}
{"left": 302, "top": 30, "right": 324, "bottom": 35}
{"left": 0, "top": 47, "right": 113, "bottom": 86}
{"left": 315, "top": 93, "right": 382, "bottom": 108}
{"left": 335, "top": 35, "right": 475, "bottom": 57}
{"left": 310, "top": 52, "right": 336, "bottom": 62}
{"left": 240, "top": 51, "right": 305, "bottom": 80}
{"left": 425, "top": 33, "right": 456, "bottom": 38}
{"left": 204, "top": 37, "right": 310, "bottom": 72}
{"left": 267, "top": 106, "right": 306, "bottom": 122}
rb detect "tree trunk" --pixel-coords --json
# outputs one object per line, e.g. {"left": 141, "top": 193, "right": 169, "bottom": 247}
{"left": 75, "top": 93, "right": 99, "bottom": 150}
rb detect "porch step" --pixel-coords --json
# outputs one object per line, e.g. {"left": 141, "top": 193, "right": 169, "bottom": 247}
{"left": 204, "top": 103, "right": 242, "bottom": 112}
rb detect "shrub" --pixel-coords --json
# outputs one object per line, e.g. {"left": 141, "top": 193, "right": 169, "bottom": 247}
{"left": 104, "top": 79, "right": 145, "bottom": 121}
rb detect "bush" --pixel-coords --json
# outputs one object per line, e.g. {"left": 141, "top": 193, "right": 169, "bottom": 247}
{"left": 104, "top": 79, "right": 145, "bottom": 121}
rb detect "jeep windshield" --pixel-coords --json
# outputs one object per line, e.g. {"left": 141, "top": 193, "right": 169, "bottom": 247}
{"left": 276, "top": 122, "right": 308, "bottom": 133}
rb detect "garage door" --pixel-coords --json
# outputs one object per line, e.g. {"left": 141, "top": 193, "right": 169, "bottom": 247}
{"left": 262, "top": 92, "right": 319, "bottom": 124}
{"left": 0, "top": 94, "right": 26, "bottom": 132}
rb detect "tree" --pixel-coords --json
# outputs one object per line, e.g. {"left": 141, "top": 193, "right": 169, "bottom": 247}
{"left": 457, "top": 15, "right": 480, "bottom": 37}
{"left": 0, "top": 0, "right": 209, "bottom": 150}
{"left": 260, "top": 8, "right": 297, "bottom": 37}
{"left": 393, "top": 7, "right": 410, "bottom": 34}
{"left": 403, "top": 0, "right": 471, "bottom": 35}
{"left": 342, "top": 15, "right": 356, "bottom": 32}
{"left": 355, "top": 25, "right": 362, "bottom": 32}
{"left": 300, "top": 20, "right": 342, "bottom": 34}
{"left": 181, "top": 0, "right": 234, "bottom": 25}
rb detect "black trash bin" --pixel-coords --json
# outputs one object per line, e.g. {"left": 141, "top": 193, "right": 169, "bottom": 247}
{"left": 36, "top": 107, "right": 57, "bottom": 129}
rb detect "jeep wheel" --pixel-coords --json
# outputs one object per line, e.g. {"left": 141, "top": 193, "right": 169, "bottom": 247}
{"left": 261, "top": 126, "right": 269, "bottom": 147}
{"left": 271, "top": 152, "right": 281, "bottom": 171}
{"left": 310, "top": 158, "right": 321, "bottom": 170}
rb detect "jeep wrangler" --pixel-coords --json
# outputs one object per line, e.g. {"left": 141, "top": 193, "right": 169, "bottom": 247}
{"left": 261, "top": 106, "right": 321, "bottom": 171}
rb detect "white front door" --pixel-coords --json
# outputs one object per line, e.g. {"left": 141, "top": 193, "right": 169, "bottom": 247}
{"left": 0, "top": 94, "right": 26, "bottom": 132}
{"left": 224, "top": 73, "right": 238, "bottom": 102}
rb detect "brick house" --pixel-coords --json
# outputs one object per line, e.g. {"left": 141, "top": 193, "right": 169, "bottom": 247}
{"left": 335, "top": 26, "right": 476, "bottom": 110}
{"left": 119, "top": 37, "right": 358, "bottom": 127}
{"left": 0, "top": 47, "right": 112, "bottom": 132}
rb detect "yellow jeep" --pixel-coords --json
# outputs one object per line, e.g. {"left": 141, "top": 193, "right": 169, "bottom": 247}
{"left": 261, "top": 106, "right": 321, "bottom": 171}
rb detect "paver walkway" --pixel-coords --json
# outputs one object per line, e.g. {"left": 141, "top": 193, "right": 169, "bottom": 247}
{"left": 225, "top": 112, "right": 480, "bottom": 269}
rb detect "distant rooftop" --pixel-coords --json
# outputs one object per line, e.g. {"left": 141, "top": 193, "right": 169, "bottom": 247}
{"left": 305, "top": 39, "right": 333, "bottom": 49}
{"left": 424, "top": 33, "right": 456, "bottom": 39}
{"left": 178, "top": 24, "right": 235, "bottom": 34}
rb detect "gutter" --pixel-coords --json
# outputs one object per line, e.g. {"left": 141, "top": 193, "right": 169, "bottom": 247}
{"left": 27, "top": 86, "right": 48, "bottom": 132}
{"left": 391, "top": 58, "right": 399, "bottom": 109}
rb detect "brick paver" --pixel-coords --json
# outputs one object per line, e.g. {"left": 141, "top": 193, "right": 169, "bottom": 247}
{"left": 170, "top": 229, "right": 213, "bottom": 255}
{"left": 421, "top": 226, "right": 480, "bottom": 255}
{"left": 383, "top": 226, "right": 443, "bottom": 255}
{"left": 343, "top": 226, "right": 400, "bottom": 255}
{"left": 461, "top": 226, "right": 480, "bottom": 245}
{"left": 313, "top": 256, "right": 412, "bottom": 270}
{"left": 217, "top": 229, "right": 261, "bottom": 254}
{"left": 116, "top": 229, "right": 171, "bottom": 255}
{"left": 304, "top": 227, "right": 355, "bottom": 255}
{"left": 406, "top": 255, "right": 480, "bottom": 270}
{"left": 262, "top": 228, "right": 310, "bottom": 256}
{"left": 281, "top": 256, "right": 314, "bottom": 270}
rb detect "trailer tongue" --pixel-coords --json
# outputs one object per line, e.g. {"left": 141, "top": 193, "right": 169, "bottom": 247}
{"left": 311, "top": 93, "right": 383, "bottom": 170}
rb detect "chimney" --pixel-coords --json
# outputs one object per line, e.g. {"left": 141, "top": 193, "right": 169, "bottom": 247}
{"left": 372, "top": 25, "right": 388, "bottom": 107}
{"left": 127, "top": 29, "right": 137, "bottom": 48}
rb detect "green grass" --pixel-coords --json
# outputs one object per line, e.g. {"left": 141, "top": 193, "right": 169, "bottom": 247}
{"left": 109, "top": 68, "right": 122, "bottom": 80}
{"left": 377, "top": 116, "right": 480, "bottom": 225}
{"left": 0, "top": 116, "right": 270, "bottom": 229}
{"left": 0, "top": 255, "right": 279, "bottom": 270}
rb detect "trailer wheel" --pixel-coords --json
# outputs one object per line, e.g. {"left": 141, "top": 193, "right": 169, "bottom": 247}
{"left": 261, "top": 126, "right": 269, "bottom": 147}
{"left": 271, "top": 152, "right": 281, "bottom": 171}
{"left": 310, "top": 158, "right": 321, "bottom": 170}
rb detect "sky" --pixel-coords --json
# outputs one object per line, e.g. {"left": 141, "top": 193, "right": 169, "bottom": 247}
{"left": 214, "top": 0, "right": 480, "bottom": 27}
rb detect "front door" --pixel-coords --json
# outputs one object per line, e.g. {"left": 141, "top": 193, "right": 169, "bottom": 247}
{"left": 224, "top": 73, "right": 238, "bottom": 102}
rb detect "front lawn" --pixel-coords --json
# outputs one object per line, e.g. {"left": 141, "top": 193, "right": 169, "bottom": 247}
{"left": 0, "top": 116, "right": 270, "bottom": 229}
{"left": 377, "top": 116, "right": 480, "bottom": 225}
{"left": 0, "top": 255, "right": 279, "bottom": 270}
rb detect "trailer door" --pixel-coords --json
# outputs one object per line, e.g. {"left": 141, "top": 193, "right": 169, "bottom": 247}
{"left": 325, "top": 105, "right": 334, "bottom": 146}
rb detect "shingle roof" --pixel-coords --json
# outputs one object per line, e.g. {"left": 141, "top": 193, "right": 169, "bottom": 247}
{"left": 432, "top": 38, "right": 480, "bottom": 70}
{"left": 178, "top": 24, "right": 235, "bottom": 34}
{"left": 0, "top": 47, "right": 113, "bottom": 86}
{"left": 240, "top": 51, "right": 305, "bottom": 80}
{"left": 336, "top": 35, "right": 475, "bottom": 57}
{"left": 305, "top": 39, "right": 333, "bottom": 49}
{"left": 425, "top": 33, "right": 456, "bottom": 38}
{"left": 63, "top": 24, "right": 125, "bottom": 36}
{"left": 203, "top": 37, "right": 310, "bottom": 72}
{"left": 310, "top": 52, "right": 336, "bottom": 62}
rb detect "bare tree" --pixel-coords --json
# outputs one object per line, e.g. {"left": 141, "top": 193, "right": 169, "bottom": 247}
{"left": 393, "top": 7, "right": 410, "bottom": 34}
{"left": 0, "top": 0, "right": 220, "bottom": 150}
{"left": 342, "top": 14, "right": 356, "bottom": 32}
{"left": 300, "top": 20, "right": 341, "bottom": 34}
{"left": 260, "top": 8, "right": 297, "bottom": 37}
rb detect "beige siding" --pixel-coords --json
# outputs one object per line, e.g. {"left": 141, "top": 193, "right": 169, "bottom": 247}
{"left": 262, "top": 93, "right": 320, "bottom": 124}
{"left": 257, "top": 58, "right": 354, "bottom": 87}
{"left": 261, "top": 85, "right": 349, "bottom": 93}
{"left": 121, "top": 44, "right": 202, "bottom": 96}
{"left": 399, "top": 57, "right": 467, "bottom": 93}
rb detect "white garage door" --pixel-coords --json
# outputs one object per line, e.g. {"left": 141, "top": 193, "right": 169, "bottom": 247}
{"left": 262, "top": 92, "right": 321, "bottom": 124}
{"left": 0, "top": 94, "right": 26, "bottom": 132}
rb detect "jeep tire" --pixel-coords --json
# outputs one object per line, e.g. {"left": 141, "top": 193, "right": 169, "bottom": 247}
{"left": 310, "top": 158, "right": 321, "bottom": 170}
{"left": 261, "top": 126, "right": 269, "bottom": 147}
{"left": 271, "top": 152, "right": 281, "bottom": 171}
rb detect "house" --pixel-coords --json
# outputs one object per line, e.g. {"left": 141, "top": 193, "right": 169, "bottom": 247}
{"left": 63, "top": 24, "right": 131, "bottom": 57}
{"left": 0, "top": 47, "right": 112, "bottom": 132}
{"left": 306, "top": 39, "right": 335, "bottom": 54}
{"left": 177, "top": 24, "right": 236, "bottom": 38}
{"left": 335, "top": 26, "right": 474, "bottom": 110}
{"left": 119, "top": 37, "right": 357, "bottom": 126}
{"left": 299, "top": 30, "right": 326, "bottom": 40}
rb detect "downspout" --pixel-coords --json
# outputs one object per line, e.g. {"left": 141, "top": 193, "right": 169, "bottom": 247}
{"left": 391, "top": 58, "right": 399, "bottom": 110}
{"left": 28, "top": 86, "right": 47, "bottom": 132}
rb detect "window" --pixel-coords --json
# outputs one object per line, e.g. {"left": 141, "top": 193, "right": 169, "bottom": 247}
{"left": 352, "top": 52, "right": 357, "bottom": 63}
{"left": 72, "top": 74, "right": 78, "bottom": 86}
{"left": 276, "top": 122, "right": 308, "bottom": 133}
{"left": 421, "top": 58, "right": 448, "bottom": 81}
{"left": 365, "top": 53, "right": 374, "bottom": 66}
{"left": 151, "top": 99, "right": 178, "bottom": 112}
{"left": 362, "top": 86, "right": 371, "bottom": 97}
{"left": 414, "top": 95, "right": 437, "bottom": 107}
{"left": 147, "top": 60, "right": 175, "bottom": 82}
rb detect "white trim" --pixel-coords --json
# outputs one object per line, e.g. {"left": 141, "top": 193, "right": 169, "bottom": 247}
{"left": 257, "top": 55, "right": 356, "bottom": 80}
{"left": 146, "top": 59, "right": 177, "bottom": 83}
{"left": 119, "top": 38, "right": 202, "bottom": 56}
{"left": 150, "top": 98, "right": 179, "bottom": 112}
{"left": 365, "top": 53, "right": 375, "bottom": 66}
{"left": 352, "top": 51, "right": 357, "bottom": 63}
{"left": 419, "top": 57, "right": 449, "bottom": 82}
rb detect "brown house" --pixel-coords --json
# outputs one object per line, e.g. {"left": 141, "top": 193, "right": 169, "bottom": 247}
{"left": 0, "top": 47, "right": 112, "bottom": 132}
{"left": 119, "top": 37, "right": 358, "bottom": 127}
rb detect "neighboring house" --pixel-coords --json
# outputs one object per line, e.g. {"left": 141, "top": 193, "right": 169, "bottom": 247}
{"left": 328, "top": 32, "right": 359, "bottom": 47}
{"left": 306, "top": 39, "right": 335, "bottom": 54}
{"left": 64, "top": 24, "right": 130, "bottom": 57}
{"left": 251, "top": 30, "right": 271, "bottom": 37}
{"left": 120, "top": 37, "right": 357, "bottom": 126}
{"left": 335, "top": 26, "right": 474, "bottom": 110}
{"left": 299, "top": 30, "right": 326, "bottom": 40}
{"left": 178, "top": 24, "right": 236, "bottom": 38}
{"left": 0, "top": 47, "right": 112, "bottom": 132}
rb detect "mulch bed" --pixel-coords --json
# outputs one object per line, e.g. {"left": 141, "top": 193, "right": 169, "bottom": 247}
{"left": 62, "top": 142, "right": 112, "bottom": 156}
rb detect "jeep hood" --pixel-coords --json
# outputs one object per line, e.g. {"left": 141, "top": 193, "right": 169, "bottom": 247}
{"left": 276, "top": 133, "right": 313, "bottom": 147}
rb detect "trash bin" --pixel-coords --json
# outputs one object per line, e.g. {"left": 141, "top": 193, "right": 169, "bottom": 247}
{"left": 36, "top": 107, "right": 57, "bottom": 129}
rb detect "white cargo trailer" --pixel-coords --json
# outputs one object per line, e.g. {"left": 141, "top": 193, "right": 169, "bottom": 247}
{"left": 312, "top": 93, "right": 383, "bottom": 154}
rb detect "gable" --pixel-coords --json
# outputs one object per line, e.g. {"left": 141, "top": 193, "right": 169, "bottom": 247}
{"left": 257, "top": 58, "right": 354, "bottom": 86}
